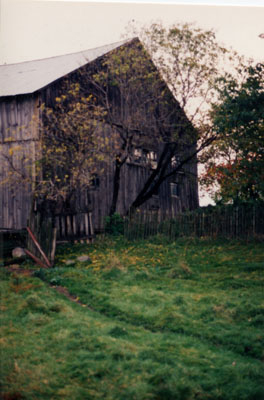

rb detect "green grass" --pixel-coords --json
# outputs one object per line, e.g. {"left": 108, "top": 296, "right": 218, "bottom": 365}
{"left": 1, "top": 236, "right": 264, "bottom": 399}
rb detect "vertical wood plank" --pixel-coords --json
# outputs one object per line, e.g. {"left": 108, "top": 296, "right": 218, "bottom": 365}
{"left": 85, "top": 213, "right": 89, "bottom": 236}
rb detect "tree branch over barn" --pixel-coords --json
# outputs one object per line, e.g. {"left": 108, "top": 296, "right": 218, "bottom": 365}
{"left": 77, "top": 38, "right": 199, "bottom": 215}
{"left": 77, "top": 23, "right": 239, "bottom": 215}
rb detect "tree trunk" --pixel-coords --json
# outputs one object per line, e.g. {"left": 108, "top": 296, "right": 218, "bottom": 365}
{"left": 128, "top": 144, "right": 173, "bottom": 215}
{"left": 109, "top": 158, "right": 122, "bottom": 216}
{"left": 127, "top": 137, "right": 213, "bottom": 216}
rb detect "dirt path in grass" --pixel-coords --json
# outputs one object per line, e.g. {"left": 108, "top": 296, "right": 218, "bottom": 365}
{"left": 50, "top": 285, "right": 96, "bottom": 311}
{"left": 52, "top": 285, "right": 86, "bottom": 306}
{"left": 3, "top": 265, "right": 93, "bottom": 309}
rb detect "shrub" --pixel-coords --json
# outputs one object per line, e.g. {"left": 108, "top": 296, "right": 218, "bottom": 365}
{"left": 104, "top": 213, "right": 124, "bottom": 235}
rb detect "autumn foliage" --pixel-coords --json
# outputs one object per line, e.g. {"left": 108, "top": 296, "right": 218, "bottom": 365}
{"left": 201, "top": 63, "right": 264, "bottom": 204}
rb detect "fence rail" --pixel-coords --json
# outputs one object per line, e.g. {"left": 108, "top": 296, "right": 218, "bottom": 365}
{"left": 124, "top": 205, "right": 264, "bottom": 240}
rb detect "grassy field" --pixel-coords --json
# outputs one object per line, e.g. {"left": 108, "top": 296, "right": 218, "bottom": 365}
{"left": 1, "top": 236, "right": 264, "bottom": 400}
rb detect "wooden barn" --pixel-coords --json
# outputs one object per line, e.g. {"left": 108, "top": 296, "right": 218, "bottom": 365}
{"left": 0, "top": 38, "right": 199, "bottom": 238}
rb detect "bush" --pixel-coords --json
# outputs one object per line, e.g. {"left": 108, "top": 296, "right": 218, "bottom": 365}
{"left": 104, "top": 213, "right": 124, "bottom": 236}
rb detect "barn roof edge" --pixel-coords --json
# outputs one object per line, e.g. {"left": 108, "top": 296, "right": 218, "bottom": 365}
{"left": 0, "top": 37, "right": 138, "bottom": 97}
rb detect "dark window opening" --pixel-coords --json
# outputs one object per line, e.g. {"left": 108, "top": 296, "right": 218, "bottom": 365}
{"left": 90, "top": 176, "right": 100, "bottom": 189}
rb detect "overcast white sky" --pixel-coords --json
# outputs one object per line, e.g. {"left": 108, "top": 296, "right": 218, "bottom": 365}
{"left": 0, "top": 0, "right": 264, "bottom": 65}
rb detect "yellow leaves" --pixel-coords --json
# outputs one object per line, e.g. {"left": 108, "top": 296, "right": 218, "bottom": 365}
{"left": 29, "top": 84, "right": 113, "bottom": 202}
{"left": 8, "top": 145, "right": 22, "bottom": 156}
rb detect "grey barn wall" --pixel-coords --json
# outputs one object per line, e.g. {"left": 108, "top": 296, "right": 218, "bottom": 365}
{"left": 0, "top": 94, "right": 40, "bottom": 229}
{"left": 0, "top": 41, "right": 199, "bottom": 232}
{"left": 0, "top": 88, "right": 199, "bottom": 231}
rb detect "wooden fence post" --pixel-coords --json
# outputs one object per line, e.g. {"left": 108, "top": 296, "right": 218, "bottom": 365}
{"left": 0, "top": 232, "right": 3, "bottom": 266}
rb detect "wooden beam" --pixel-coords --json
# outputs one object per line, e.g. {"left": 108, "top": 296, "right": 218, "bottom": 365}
{"left": 26, "top": 227, "right": 51, "bottom": 267}
{"left": 24, "top": 248, "right": 49, "bottom": 269}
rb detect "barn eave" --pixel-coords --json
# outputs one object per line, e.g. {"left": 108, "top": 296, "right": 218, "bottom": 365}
{"left": 0, "top": 38, "right": 134, "bottom": 98}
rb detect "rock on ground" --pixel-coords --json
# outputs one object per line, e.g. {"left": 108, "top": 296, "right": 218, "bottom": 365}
{"left": 12, "top": 247, "right": 26, "bottom": 258}
{"left": 77, "top": 255, "right": 91, "bottom": 263}
{"left": 65, "top": 259, "right": 75, "bottom": 265}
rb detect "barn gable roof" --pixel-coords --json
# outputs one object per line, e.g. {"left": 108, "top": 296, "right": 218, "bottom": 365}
{"left": 0, "top": 38, "right": 132, "bottom": 97}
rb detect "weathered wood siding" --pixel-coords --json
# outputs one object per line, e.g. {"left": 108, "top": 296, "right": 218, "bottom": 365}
{"left": 0, "top": 42, "right": 199, "bottom": 232}
{"left": 0, "top": 94, "right": 40, "bottom": 229}
{"left": 0, "top": 89, "right": 198, "bottom": 232}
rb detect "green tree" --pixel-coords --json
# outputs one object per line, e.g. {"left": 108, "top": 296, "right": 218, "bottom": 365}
{"left": 202, "top": 63, "right": 264, "bottom": 204}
